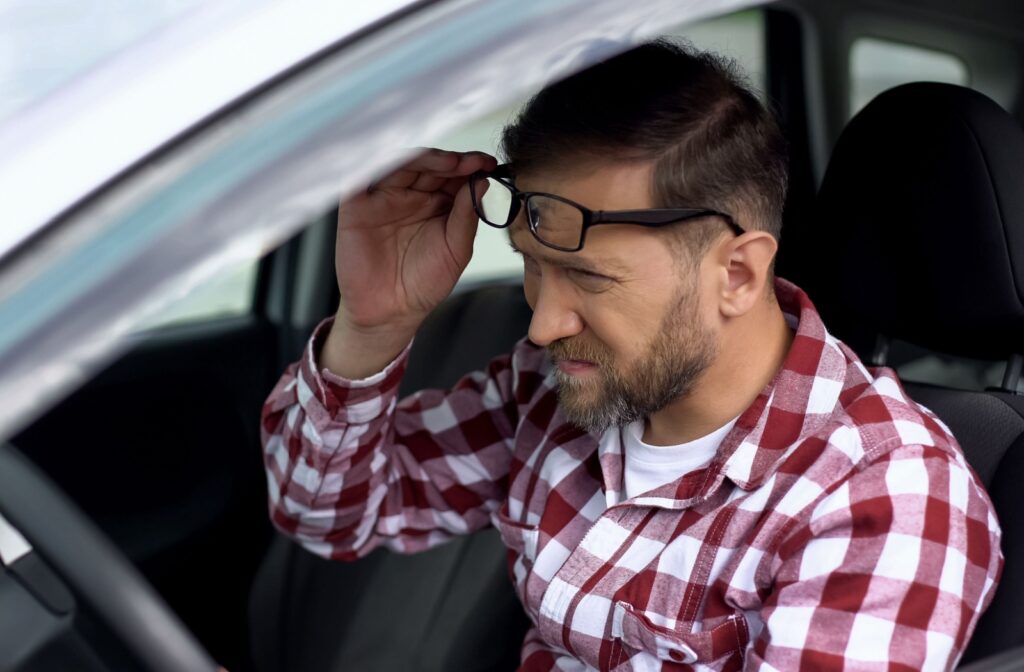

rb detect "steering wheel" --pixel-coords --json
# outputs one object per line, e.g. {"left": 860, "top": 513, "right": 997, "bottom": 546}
{"left": 0, "top": 445, "right": 219, "bottom": 672}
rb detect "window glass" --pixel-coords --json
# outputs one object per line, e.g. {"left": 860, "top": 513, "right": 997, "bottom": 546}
{"left": 135, "top": 10, "right": 764, "bottom": 328}
{"left": 135, "top": 259, "right": 258, "bottom": 330}
{"left": 896, "top": 354, "right": 1007, "bottom": 392}
{"left": 679, "top": 9, "right": 765, "bottom": 93}
{"left": 436, "top": 9, "right": 766, "bottom": 285}
{"left": 849, "top": 37, "right": 969, "bottom": 117}
{"left": 889, "top": 337, "right": 1015, "bottom": 393}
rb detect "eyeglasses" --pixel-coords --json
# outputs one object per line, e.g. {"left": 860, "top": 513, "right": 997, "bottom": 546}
{"left": 469, "top": 164, "right": 743, "bottom": 252}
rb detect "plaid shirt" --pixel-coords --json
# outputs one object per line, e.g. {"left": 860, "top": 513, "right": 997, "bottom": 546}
{"left": 262, "top": 279, "right": 1002, "bottom": 671}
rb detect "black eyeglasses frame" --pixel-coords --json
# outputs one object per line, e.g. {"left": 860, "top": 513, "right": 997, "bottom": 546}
{"left": 469, "top": 164, "right": 744, "bottom": 252}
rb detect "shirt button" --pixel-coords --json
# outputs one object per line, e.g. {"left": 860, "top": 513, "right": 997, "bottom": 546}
{"left": 667, "top": 646, "right": 697, "bottom": 663}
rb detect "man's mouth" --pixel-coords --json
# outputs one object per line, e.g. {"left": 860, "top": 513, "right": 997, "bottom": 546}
{"left": 556, "top": 359, "right": 598, "bottom": 376}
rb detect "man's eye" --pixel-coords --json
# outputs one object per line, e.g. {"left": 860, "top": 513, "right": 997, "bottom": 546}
{"left": 568, "top": 268, "right": 612, "bottom": 286}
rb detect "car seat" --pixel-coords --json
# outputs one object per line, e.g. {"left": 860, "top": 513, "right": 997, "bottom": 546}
{"left": 788, "top": 82, "right": 1024, "bottom": 664}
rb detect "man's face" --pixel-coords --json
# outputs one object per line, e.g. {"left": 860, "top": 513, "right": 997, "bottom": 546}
{"left": 509, "top": 161, "right": 720, "bottom": 434}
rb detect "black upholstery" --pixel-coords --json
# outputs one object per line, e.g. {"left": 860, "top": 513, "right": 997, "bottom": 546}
{"left": 249, "top": 283, "right": 533, "bottom": 672}
{"left": 805, "top": 83, "right": 1024, "bottom": 665}
{"left": 399, "top": 282, "right": 534, "bottom": 396}
{"left": 789, "top": 83, "right": 1024, "bottom": 361}
{"left": 964, "top": 412, "right": 1024, "bottom": 661}
{"left": 903, "top": 384, "right": 1024, "bottom": 487}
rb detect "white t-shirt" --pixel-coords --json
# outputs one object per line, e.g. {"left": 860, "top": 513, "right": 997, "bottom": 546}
{"left": 621, "top": 416, "right": 740, "bottom": 499}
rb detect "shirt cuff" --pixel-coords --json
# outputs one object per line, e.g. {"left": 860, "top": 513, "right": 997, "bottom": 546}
{"left": 299, "top": 317, "right": 413, "bottom": 419}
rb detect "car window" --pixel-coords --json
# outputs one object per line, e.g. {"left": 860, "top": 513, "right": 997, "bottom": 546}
{"left": 435, "top": 8, "right": 766, "bottom": 285}
{"left": 0, "top": 0, "right": 745, "bottom": 438}
{"left": 135, "top": 258, "right": 259, "bottom": 330}
{"left": 135, "top": 7, "right": 768, "bottom": 330}
{"left": 849, "top": 37, "right": 969, "bottom": 117}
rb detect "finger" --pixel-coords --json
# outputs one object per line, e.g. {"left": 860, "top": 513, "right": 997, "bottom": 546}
{"left": 449, "top": 152, "right": 500, "bottom": 197}
{"left": 409, "top": 172, "right": 448, "bottom": 193}
{"left": 341, "top": 187, "right": 451, "bottom": 228}
{"left": 439, "top": 174, "right": 470, "bottom": 199}
{"left": 445, "top": 181, "right": 480, "bottom": 266}
{"left": 388, "top": 188, "right": 454, "bottom": 220}
{"left": 370, "top": 167, "right": 427, "bottom": 191}
{"left": 374, "top": 149, "right": 497, "bottom": 190}
{"left": 453, "top": 150, "right": 499, "bottom": 176}
{"left": 370, "top": 165, "right": 460, "bottom": 192}
{"left": 425, "top": 190, "right": 455, "bottom": 219}
{"left": 369, "top": 162, "right": 452, "bottom": 192}
{"left": 373, "top": 150, "right": 460, "bottom": 190}
{"left": 361, "top": 171, "right": 445, "bottom": 203}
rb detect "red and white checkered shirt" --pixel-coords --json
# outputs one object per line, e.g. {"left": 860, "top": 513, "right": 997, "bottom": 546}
{"left": 262, "top": 278, "right": 1002, "bottom": 671}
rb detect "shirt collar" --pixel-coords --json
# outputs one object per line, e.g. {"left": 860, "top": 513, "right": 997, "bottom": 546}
{"left": 715, "top": 277, "right": 857, "bottom": 491}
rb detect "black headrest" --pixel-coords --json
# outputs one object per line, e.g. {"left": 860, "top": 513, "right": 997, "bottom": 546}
{"left": 807, "top": 82, "right": 1024, "bottom": 361}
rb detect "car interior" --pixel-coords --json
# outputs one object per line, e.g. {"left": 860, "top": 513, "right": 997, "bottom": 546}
{"left": 5, "top": 0, "right": 1024, "bottom": 670}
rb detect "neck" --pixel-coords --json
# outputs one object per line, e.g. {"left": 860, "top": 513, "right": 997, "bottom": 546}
{"left": 642, "top": 295, "right": 794, "bottom": 446}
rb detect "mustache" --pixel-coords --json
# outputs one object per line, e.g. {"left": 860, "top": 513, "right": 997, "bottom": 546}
{"left": 547, "top": 337, "right": 612, "bottom": 366}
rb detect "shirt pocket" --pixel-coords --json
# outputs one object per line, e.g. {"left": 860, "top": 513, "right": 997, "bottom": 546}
{"left": 610, "top": 601, "right": 749, "bottom": 671}
{"left": 491, "top": 501, "right": 540, "bottom": 567}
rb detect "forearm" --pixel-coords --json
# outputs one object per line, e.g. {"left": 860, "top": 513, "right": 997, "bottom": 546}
{"left": 261, "top": 319, "right": 521, "bottom": 559}
{"left": 262, "top": 322, "right": 411, "bottom": 558}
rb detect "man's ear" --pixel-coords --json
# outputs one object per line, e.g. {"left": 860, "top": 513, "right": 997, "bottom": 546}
{"left": 712, "top": 231, "right": 778, "bottom": 318}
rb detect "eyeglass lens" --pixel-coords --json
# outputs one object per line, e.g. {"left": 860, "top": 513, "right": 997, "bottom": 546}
{"left": 476, "top": 177, "right": 515, "bottom": 226}
{"left": 525, "top": 195, "right": 584, "bottom": 250}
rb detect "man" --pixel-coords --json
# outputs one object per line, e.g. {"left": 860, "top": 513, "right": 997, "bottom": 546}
{"left": 262, "top": 41, "right": 1001, "bottom": 670}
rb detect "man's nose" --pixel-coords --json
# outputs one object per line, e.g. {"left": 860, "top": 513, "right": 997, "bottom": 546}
{"left": 527, "top": 279, "right": 584, "bottom": 347}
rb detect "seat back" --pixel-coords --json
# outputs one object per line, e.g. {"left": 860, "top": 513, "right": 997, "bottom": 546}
{"left": 248, "top": 283, "right": 533, "bottom": 672}
{"left": 802, "top": 82, "right": 1024, "bottom": 664}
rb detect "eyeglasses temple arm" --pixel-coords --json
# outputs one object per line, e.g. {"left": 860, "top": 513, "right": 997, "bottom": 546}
{"left": 589, "top": 210, "right": 745, "bottom": 235}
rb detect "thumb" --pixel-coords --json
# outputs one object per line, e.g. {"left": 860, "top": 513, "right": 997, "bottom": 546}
{"left": 445, "top": 180, "right": 480, "bottom": 268}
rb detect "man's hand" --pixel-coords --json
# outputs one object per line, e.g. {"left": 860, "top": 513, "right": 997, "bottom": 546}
{"left": 321, "top": 148, "right": 498, "bottom": 378}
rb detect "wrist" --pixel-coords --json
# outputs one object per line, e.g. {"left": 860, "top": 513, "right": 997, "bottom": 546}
{"left": 319, "top": 314, "right": 419, "bottom": 380}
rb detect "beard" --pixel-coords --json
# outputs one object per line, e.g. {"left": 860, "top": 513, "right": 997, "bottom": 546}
{"left": 547, "top": 283, "right": 718, "bottom": 434}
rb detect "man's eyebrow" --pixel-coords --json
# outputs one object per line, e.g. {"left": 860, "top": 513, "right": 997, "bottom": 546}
{"left": 507, "top": 233, "right": 627, "bottom": 275}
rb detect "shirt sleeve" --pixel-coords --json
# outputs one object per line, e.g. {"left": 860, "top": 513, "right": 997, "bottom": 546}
{"left": 261, "top": 317, "right": 523, "bottom": 560}
{"left": 747, "top": 444, "right": 1003, "bottom": 671}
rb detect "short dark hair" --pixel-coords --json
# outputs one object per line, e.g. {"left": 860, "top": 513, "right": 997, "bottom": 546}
{"left": 499, "top": 39, "right": 788, "bottom": 256}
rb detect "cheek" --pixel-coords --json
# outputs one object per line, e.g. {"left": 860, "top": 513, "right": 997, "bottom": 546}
{"left": 573, "top": 303, "right": 634, "bottom": 355}
{"left": 584, "top": 289, "right": 680, "bottom": 356}
{"left": 522, "top": 272, "right": 538, "bottom": 308}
